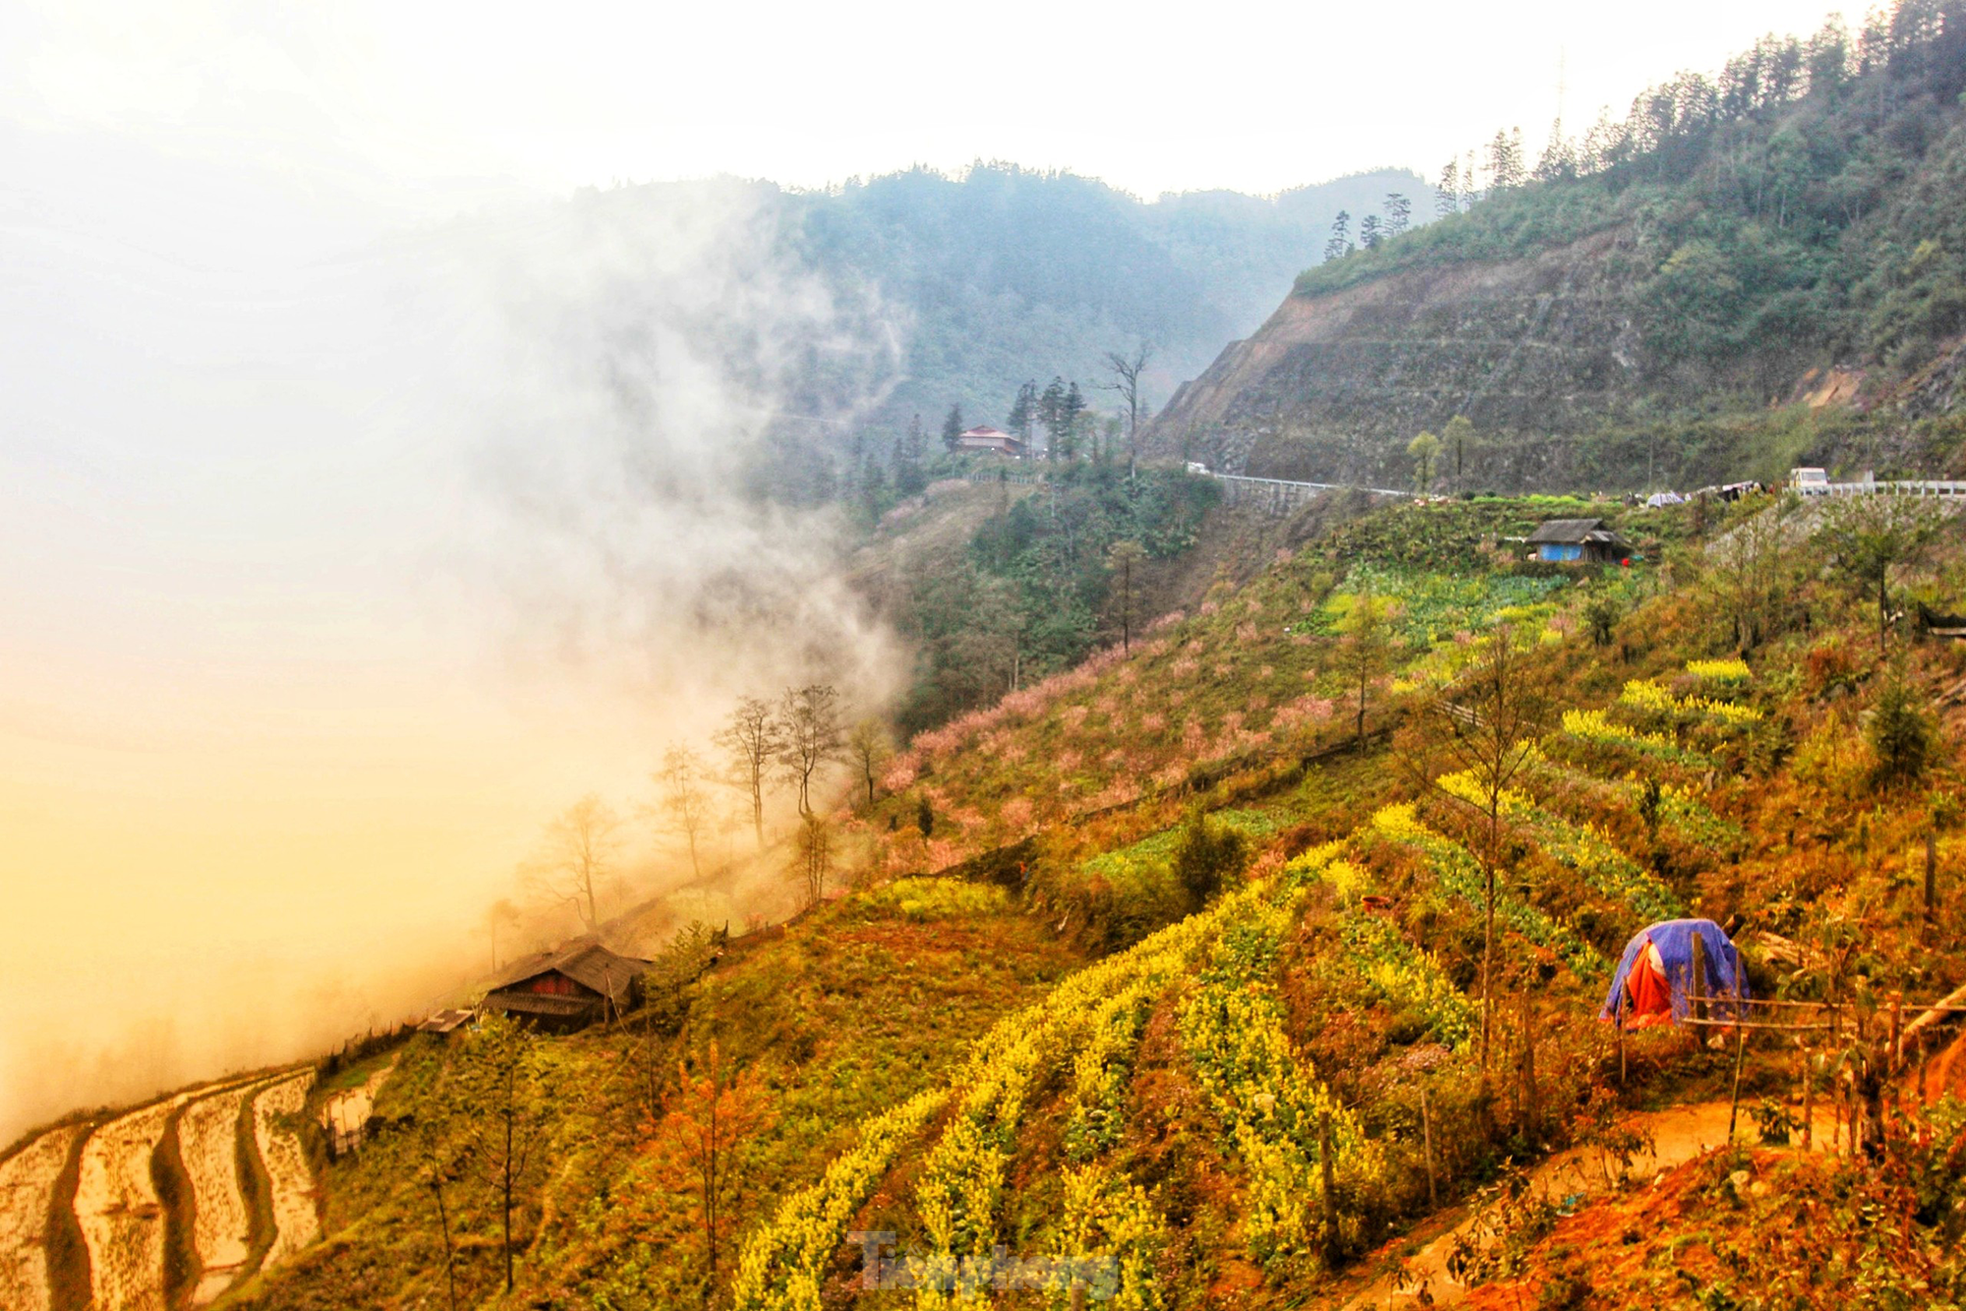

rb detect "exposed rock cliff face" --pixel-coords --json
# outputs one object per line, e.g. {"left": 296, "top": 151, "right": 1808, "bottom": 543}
{"left": 1150, "top": 227, "right": 1677, "bottom": 488}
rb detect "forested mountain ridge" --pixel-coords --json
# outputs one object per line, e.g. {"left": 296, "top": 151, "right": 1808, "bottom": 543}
{"left": 1151, "top": 0, "right": 1966, "bottom": 491}
{"left": 800, "top": 164, "right": 1430, "bottom": 437}
{"left": 564, "top": 162, "right": 1426, "bottom": 467}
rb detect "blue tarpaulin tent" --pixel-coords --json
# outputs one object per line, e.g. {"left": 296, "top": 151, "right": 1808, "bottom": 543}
{"left": 1598, "top": 918, "right": 1748, "bottom": 1029}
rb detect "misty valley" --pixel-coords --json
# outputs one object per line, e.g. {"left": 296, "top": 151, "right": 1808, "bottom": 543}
{"left": 9, "top": 2, "right": 1966, "bottom": 1309}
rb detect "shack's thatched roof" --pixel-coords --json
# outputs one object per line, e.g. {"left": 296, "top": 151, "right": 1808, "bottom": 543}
{"left": 485, "top": 939, "right": 650, "bottom": 1007}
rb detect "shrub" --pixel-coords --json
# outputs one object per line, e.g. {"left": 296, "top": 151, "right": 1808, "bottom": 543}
{"left": 1583, "top": 595, "right": 1620, "bottom": 646}
{"left": 1866, "top": 675, "right": 1937, "bottom": 788}
{"left": 860, "top": 877, "right": 1008, "bottom": 921}
{"left": 1172, "top": 810, "right": 1251, "bottom": 909}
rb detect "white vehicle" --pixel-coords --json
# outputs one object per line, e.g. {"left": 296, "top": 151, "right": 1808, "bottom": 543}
{"left": 1788, "top": 467, "right": 1830, "bottom": 495}
{"left": 1185, "top": 461, "right": 1210, "bottom": 475}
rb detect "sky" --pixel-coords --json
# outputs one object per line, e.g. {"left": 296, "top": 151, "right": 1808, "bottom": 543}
{"left": 0, "top": 0, "right": 1857, "bottom": 1136}
{"left": 6, "top": 0, "right": 1858, "bottom": 204}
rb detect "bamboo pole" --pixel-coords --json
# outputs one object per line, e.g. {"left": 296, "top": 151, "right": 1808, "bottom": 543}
{"left": 1420, "top": 1087, "right": 1438, "bottom": 1209}
{"left": 1617, "top": 988, "right": 1628, "bottom": 1085}
{"left": 1319, "top": 1110, "right": 1338, "bottom": 1260}
{"left": 1690, "top": 933, "right": 1709, "bottom": 1029}
{"left": 1728, "top": 1009, "right": 1749, "bottom": 1141}
{"left": 1801, "top": 1038, "right": 1814, "bottom": 1152}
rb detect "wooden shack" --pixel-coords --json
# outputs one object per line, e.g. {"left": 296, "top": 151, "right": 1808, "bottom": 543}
{"left": 1527, "top": 517, "right": 1631, "bottom": 564}
{"left": 481, "top": 940, "right": 651, "bottom": 1033}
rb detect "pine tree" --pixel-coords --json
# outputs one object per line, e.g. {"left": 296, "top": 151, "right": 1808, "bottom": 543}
{"left": 940, "top": 405, "right": 963, "bottom": 451}
{"left": 1359, "top": 214, "right": 1383, "bottom": 249}
{"left": 1435, "top": 160, "right": 1460, "bottom": 218}
{"left": 1384, "top": 192, "right": 1412, "bottom": 236}
{"left": 1057, "top": 381, "right": 1087, "bottom": 460}
{"left": 1324, "top": 210, "right": 1353, "bottom": 262}
{"left": 1005, "top": 382, "right": 1033, "bottom": 440}
{"left": 1534, "top": 118, "right": 1576, "bottom": 181}
{"left": 1487, "top": 128, "right": 1526, "bottom": 190}
{"left": 1038, "top": 377, "right": 1067, "bottom": 460}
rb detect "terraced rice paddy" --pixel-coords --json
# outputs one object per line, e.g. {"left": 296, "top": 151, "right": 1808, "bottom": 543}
{"left": 75, "top": 1095, "right": 183, "bottom": 1311}
{"left": 179, "top": 1079, "right": 268, "bottom": 1305}
{"left": 252, "top": 1072, "right": 320, "bottom": 1268}
{"left": 0, "top": 1068, "right": 326, "bottom": 1311}
{"left": 0, "top": 1124, "right": 85, "bottom": 1311}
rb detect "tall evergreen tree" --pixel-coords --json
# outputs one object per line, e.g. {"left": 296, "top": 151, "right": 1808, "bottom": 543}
{"left": 1359, "top": 214, "right": 1383, "bottom": 249}
{"left": 1384, "top": 191, "right": 1412, "bottom": 236}
{"left": 1434, "top": 160, "right": 1460, "bottom": 218}
{"left": 1323, "top": 210, "right": 1353, "bottom": 262}
{"left": 940, "top": 405, "right": 963, "bottom": 451}
{"left": 1038, "top": 378, "right": 1067, "bottom": 460}
{"left": 1487, "top": 128, "right": 1526, "bottom": 190}
{"left": 1006, "top": 381, "right": 1036, "bottom": 440}
{"left": 1057, "top": 381, "right": 1087, "bottom": 460}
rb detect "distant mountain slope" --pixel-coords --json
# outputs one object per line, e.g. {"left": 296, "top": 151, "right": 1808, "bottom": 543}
{"left": 575, "top": 163, "right": 1427, "bottom": 448}
{"left": 807, "top": 164, "right": 1431, "bottom": 435}
{"left": 1151, "top": 1, "right": 1966, "bottom": 491}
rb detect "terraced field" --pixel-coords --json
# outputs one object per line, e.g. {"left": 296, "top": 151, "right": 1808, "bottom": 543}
{"left": 732, "top": 649, "right": 1769, "bottom": 1309}
{"left": 179, "top": 1078, "right": 271, "bottom": 1305}
{"left": 0, "top": 1067, "right": 325, "bottom": 1311}
{"left": 75, "top": 1093, "right": 185, "bottom": 1311}
{"left": 0, "top": 1123, "right": 86, "bottom": 1311}
{"left": 251, "top": 1072, "right": 319, "bottom": 1269}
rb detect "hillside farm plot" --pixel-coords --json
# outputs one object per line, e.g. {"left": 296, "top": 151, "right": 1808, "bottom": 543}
{"left": 251, "top": 1072, "right": 319, "bottom": 1269}
{"left": 75, "top": 1095, "right": 185, "bottom": 1311}
{"left": 178, "top": 1079, "right": 269, "bottom": 1305}
{"left": 0, "top": 1124, "right": 86, "bottom": 1311}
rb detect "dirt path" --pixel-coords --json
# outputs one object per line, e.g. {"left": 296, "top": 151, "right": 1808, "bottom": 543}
{"left": 251, "top": 1071, "right": 320, "bottom": 1270}
{"left": 1341, "top": 1101, "right": 1839, "bottom": 1309}
{"left": 179, "top": 1078, "right": 278, "bottom": 1306}
{"left": 0, "top": 1124, "right": 87, "bottom": 1311}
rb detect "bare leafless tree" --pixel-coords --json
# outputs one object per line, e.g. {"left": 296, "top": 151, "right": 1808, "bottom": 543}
{"left": 650, "top": 743, "right": 714, "bottom": 879}
{"left": 1105, "top": 539, "right": 1147, "bottom": 653}
{"left": 845, "top": 717, "right": 891, "bottom": 808}
{"left": 778, "top": 684, "right": 843, "bottom": 817}
{"left": 521, "top": 794, "right": 622, "bottom": 933}
{"left": 791, "top": 813, "right": 833, "bottom": 908}
{"left": 1097, "top": 343, "right": 1154, "bottom": 477}
{"left": 1404, "top": 626, "right": 1550, "bottom": 1068}
{"left": 716, "top": 696, "right": 781, "bottom": 850}
{"left": 479, "top": 897, "right": 522, "bottom": 971}
{"left": 455, "top": 1011, "right": 548, "bottom": 1293}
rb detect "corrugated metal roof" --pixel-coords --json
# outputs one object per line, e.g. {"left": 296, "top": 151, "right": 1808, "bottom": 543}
{"left": 483, "top": 992, "right": 597, "bottom": 1017}
{"left": 1526, "top": 518, "right": 1609, "bottom": 543}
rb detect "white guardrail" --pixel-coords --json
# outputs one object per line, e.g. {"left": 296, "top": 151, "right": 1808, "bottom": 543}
{"left": 965, "top": 468, "right": 1412, "bottom": 507}
{"left": 1798, "top": 479, "right": 1966, "bottom": 497}
{"left": 1208, "top": 472, "right": 1414, "bottom": 500}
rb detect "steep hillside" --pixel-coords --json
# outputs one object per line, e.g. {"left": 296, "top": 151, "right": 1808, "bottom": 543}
{"left": 789, "top": 164, "right": 1430, "bottom": 441}
{"left": 1152, "top": 1, "right": 1966, "bottom": 492}
{"left": 8, "top": 487, "right": 1966, "bottom": 1311}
